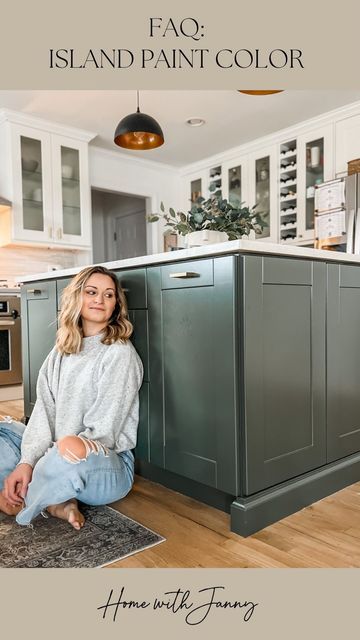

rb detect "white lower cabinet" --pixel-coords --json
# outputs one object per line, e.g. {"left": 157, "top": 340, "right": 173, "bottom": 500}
{"left": 0, "top": 110, "right": 94, "bottom": 249}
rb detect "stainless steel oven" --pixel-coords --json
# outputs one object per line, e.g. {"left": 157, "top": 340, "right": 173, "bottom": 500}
{"left": 0, "top": 295, "right": 22, "bottom": 385}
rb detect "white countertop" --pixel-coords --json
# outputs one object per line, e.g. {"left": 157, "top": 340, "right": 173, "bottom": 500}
{"left": 16, "top": 239, "right": 360, "bottom": 283}
{"left": 0, "top": 287, "right": 21, "bottom": 295}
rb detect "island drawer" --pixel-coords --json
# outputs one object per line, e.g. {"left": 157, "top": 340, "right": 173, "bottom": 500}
{"left": 161, "top": 259, "right": 213, "bottom": 289}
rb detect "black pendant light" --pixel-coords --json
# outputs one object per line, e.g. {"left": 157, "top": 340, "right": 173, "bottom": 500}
{"left": 114, "top": 91, "right": 164, "bottom": 150}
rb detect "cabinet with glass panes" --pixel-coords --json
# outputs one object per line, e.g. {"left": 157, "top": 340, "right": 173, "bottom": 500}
{"left": 222, "top": 156, "right": 248, "bottom": 208}
{"left": 248, "top": 145, "right": 278, "bottom": 243}
{"left": 0, "top": 110, "right": 94, "bottom": 248}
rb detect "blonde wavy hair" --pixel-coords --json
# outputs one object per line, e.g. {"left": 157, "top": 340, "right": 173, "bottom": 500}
{"left": 56, "top": 266, "right": 133, "bottom": 355}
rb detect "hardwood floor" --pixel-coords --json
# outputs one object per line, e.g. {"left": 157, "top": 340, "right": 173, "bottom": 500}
{"left": 2, "top": 398, "right": 360, "bottom": 568}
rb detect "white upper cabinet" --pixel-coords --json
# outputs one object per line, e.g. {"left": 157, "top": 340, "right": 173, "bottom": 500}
{"left": 0, "top": 110, "right": 95, "bottom": 249}
{"left": 335, "top": 114, "right": 360, "bottom": 176}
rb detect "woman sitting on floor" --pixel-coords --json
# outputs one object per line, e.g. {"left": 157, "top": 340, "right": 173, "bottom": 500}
{"left": 0, "top": 265, "right": 143, "bottom": 530}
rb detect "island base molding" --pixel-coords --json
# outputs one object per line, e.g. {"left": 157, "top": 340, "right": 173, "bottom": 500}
{"left": 136, "top": 454, "right": 360, "bottom": 538}
{"left": 231, "top": 452, "right": 360, "bottom": 537}
{"left": 135, "top": 460, "right": 234, "bottom": 514}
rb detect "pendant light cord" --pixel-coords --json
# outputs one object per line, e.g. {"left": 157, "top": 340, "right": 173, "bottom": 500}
{"left": 136, "top": 90, "right": 140, "bottom": 113}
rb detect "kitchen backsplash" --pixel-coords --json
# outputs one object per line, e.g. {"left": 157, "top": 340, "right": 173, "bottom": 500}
{"left": 0, "top": 246, "right": 78, "bottom": 285}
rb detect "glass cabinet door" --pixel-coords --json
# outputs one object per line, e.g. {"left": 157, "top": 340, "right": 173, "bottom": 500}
{"left": 248, "top": 146, "right": 277, "bottom": 242}
{"left": 60, "top": 146, "right": 81, "bottom": 237}
{"left": 222, "top": 157, "right": 248, "bottom": 210}
{"left": 254, "top": 156, "right": 271, "bottom": 239}
{"left": 11, "top": 124, "right": 52, "bottom": 243}
{"left": 297, "top": 126, "right": 333, "bottom": 242}
{"left": 20, "top": 136, "right": 45, "bottom": 232}
{"left": 190, "top": 177, "right": 203, "bottom": 204}
{"left": 305, "top": 137, "right": 324, "bottom": 234}
{"left": 52, "top": 134, "right": 91, "bottom": 247}
{"left": 228, "top": 165, "right": 242, "bottom": 204}
{"left": 185, "top": 170, "right": 208, "bottom": 211}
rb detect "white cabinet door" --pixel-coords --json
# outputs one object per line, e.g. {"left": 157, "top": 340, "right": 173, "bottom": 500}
{"left": 248, "top": 145, "right": 278, "bottom": 243}
{"left": 335, "top": 114, "right": 360, "bottom": 176}
{"left": 297, "top": 125, "right": 333, "bottom": 242}
{"left": 51, "top": 134, "right": 92, "bottom": 248}
{"left": 10, "top": 124, "right": 53, "bottom": 244}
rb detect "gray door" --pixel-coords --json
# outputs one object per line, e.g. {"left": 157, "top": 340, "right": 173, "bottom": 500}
{"left": 115, "top": 211, "right": 147, "bottom": 259}
{"left": 242, "top": 255, "right": 326, "bottom": 495}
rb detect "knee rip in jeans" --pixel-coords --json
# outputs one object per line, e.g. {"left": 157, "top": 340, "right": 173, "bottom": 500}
{"left": 57, "top": 435, "right": 109, "bottom": 464}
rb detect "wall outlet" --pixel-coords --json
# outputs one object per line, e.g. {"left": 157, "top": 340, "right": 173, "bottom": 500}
{"left": 47, "top": 264, "right": 61, "bottom": 271}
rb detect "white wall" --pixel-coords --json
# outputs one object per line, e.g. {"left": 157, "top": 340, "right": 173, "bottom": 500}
{"left": 89, "top": 146, "right": 181, "bottom": 254}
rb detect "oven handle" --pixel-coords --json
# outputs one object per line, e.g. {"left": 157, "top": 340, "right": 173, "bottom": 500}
{"left": 0, "top": 310, "right": 19, "bottom": 320}
{"left": 0, "top": 320, "right": 15, "bottom": 326}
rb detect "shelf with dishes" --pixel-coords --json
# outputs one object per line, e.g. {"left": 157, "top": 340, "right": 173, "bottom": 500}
{"left": 23, "top": 198, "right": 43, "bottom": 206}
{"left": 209, "top": 165, "right": 222, "bottom": 196}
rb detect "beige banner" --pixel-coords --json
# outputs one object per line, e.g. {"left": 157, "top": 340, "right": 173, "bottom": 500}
{"left": 1, "top": 568, "right": 359, "bottom": 639}
{"left": 0, "top": 0, "right": 359, "bottom": 88}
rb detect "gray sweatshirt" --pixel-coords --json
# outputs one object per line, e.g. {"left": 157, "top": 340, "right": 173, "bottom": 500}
{"left": 20, "top": 334, "right": 144, "bottom": 467}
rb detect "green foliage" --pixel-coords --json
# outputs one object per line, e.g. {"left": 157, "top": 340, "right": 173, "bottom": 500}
{"left": 147, "top": 193, "right": 268, "bottom": 239}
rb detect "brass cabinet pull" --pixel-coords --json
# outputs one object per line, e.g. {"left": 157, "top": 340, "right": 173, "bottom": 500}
{"left": 0, "top": 320, "right": 15, "bottom": 326}
{"left": 27, "top": 289, "right": 41, "bottom": 295}
{"left": 57, "top": 228, "right": 63, "bottom": 239}
{"left": 169, "top": 272, "right": 200, "bottom": 279}
{"left": 48, "top": 226, "right": 53, "bottom": 239}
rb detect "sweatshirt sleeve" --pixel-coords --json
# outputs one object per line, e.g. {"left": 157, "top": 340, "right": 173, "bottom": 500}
{"left": 19, "top": 349, "right": 57, "bottom": 467}
{"left": 79, "top": 342, "right": 144, "bottom": 452}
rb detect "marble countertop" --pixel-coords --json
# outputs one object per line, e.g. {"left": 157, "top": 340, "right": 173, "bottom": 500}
{"left": 16, "top": 239, "right": 360, "bottom": 283}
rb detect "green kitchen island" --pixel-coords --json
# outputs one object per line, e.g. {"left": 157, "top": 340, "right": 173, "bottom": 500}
{"left": 18, "top": 240, "right": 360, "bottom": 536}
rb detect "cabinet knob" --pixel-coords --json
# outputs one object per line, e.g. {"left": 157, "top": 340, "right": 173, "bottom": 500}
{"left": 169, "top": 272, "right": 200, "bottom": 279}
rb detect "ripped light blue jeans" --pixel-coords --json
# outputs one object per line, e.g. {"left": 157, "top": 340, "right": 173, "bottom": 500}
{"left": 0, "top": 419, "right": 134, "bottom": 526}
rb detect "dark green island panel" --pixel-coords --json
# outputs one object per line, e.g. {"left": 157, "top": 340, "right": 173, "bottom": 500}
{"left": 240, "top": 255, "right": 327, "bottom": 494}
{"left": 146, "top": 256, "right": 239, "bottom": 495}
{"left": 327, "top": 263, "right": 360, "bottom": 462}
{"left": 21, "top": 281, "right": 58, "bottom": 417}
{"left": 21, "top": 250, "right": 360, "bottom": 537}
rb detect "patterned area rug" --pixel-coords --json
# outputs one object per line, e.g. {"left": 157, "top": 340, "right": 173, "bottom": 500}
{"left": 0, "top": 504, "right": 165, "bottom": 568}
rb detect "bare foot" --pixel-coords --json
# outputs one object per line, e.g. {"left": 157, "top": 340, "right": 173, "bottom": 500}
{"left": 0, "top": 490, "right": 23, "bottom": 516}
{"left": 47, "top": 499, "right": 85, "bottom": 530}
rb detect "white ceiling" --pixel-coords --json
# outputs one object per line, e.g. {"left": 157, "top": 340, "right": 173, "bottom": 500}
{"left": 1, "top": 90, "right": 360, "bottom": 168}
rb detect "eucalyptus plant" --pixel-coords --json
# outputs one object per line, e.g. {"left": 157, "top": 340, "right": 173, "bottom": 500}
{"left": 147, "top": 185, "right": 268, "bottom": 240}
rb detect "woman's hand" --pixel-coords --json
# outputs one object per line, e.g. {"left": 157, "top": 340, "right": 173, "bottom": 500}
{"left": 3, "top": 464, "right": 33, "bottom": 506}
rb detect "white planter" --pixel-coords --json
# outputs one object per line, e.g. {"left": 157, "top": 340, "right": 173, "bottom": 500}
{"left": 186, "top": 230, "right": 228, "bottom": 247}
